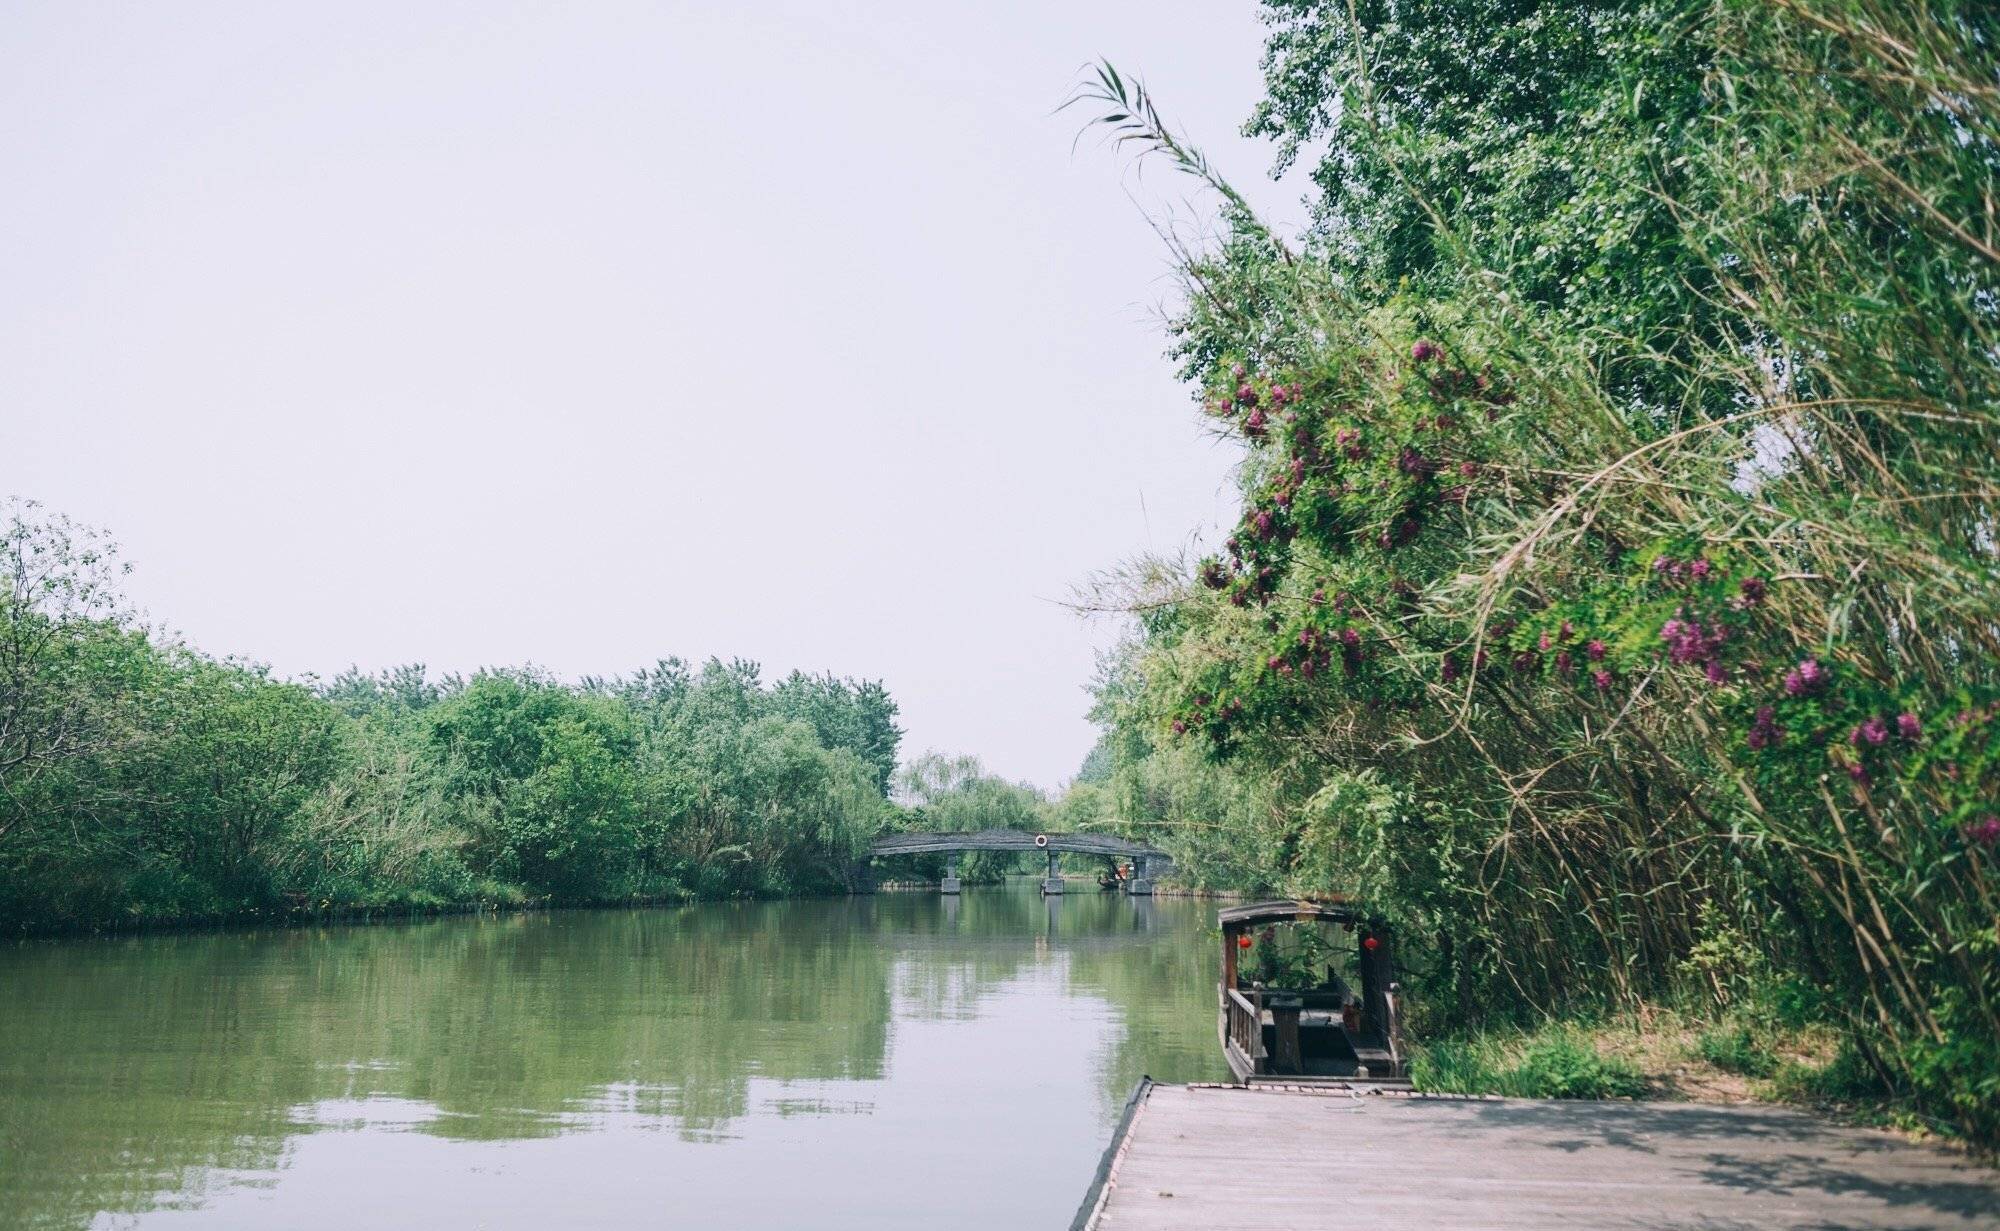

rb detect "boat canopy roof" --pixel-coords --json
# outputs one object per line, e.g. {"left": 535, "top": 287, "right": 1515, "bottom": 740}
{"left": 1217, "top": 898, "right": 1356, "bottom": 931}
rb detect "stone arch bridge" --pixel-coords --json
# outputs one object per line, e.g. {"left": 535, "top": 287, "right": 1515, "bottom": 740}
{"left": 857, "top": 828, "right": 1171, "bottom": 896}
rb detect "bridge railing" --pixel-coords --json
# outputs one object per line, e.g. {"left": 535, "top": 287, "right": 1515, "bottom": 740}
{"left": 863, "top": 828, "right": 1170, "bottom": 862}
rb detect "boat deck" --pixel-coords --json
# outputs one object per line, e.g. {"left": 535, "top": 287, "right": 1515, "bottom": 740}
{"left": 1073, "top": 1082, "right": 2000, "bottom": 1230}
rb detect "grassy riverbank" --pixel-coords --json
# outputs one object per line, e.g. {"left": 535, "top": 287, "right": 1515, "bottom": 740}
{"left": 1405, "top": 1008, "right": 1987, "bottom": 1153}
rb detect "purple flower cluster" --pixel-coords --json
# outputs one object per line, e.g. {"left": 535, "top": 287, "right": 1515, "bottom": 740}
{"left": 1842, "top": 709, "right": 1923, "bottom": 761}
{"left": 1747, "top": 706, "right": 1781, "bottom": 750}
{"left": 1849, "top": 716, "right": 1890, "bottom": 747}
{"left": 1782, "top": 658, "right": 1828, "bottom": 697}
{"left": 1227, "top": 565, "right": 1281, "bottom": 609}
{"left": 1661, "top": 616, "right": 1730, "bottom": 683}
{"left": 1651, "top": 555, "right": 1719, "bottom": 586}
{"left": 1264, "top": 624, "right": 1353, "bottom": 682}
{"left": 1410, "top": 340, "right": 1442, "bottom": 363}
{"left": 1963, "top": 815, "right": 2000, "bottom": 847}
{"left": 1376, "top": 517, "right": 1421, "bottom": 550}
{"left": 1175, "top": 691, "right": 1248, "bottom": 738}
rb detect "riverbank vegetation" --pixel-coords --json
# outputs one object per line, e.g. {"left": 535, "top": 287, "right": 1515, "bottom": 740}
{"left": 1068, "top": 0, "right": 2000, "bottom": 1144}
{"left": 0, "top": 501, "right": 922, "bottom": 930}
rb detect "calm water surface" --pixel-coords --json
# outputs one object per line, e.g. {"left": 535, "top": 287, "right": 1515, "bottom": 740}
{"left": 0, "top": 883, "right": 1227, "bottom": 1229}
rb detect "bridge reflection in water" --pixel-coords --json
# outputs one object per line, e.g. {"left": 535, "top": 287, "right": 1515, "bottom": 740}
{"left": 858, "top": 828, "right": 1173, "bottom": 896}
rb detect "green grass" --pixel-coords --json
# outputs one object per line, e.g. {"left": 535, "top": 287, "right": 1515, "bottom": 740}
{"left": 1412, "top": 1026, "right": 1650, "bottom": 1100}
{"left": 1696, "top": 1023, "right": 1779, "bottom": 1079}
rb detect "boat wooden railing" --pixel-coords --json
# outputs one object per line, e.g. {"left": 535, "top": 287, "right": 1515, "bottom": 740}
{"left": 1382, "top": 983, "right": 1405, "bottom": 1076}
{"left": 1223, "top": 984, "right": 1265, "bottom": 1075}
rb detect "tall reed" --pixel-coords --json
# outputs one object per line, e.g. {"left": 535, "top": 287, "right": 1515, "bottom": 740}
{"left": 1078, "top": 0, "right": 1999, "bottom": 1139}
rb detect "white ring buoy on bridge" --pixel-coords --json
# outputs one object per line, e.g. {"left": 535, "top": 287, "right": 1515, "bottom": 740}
{"left": 1034, "top": 834, "right": 1049, "bottom": 848}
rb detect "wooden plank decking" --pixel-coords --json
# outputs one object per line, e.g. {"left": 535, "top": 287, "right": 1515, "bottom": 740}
{"left": 1075, "top": 1082, "right": 2000, "bottom": 1230}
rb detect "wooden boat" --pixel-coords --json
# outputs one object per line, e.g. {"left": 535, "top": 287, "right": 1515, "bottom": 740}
{"left": 1216, "top": 899, "right": 1408, "bottom": 1086}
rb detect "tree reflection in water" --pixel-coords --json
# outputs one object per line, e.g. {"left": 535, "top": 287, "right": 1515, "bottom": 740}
{"left": 0, "top": 884, "right": 1224, "bottom": 1230}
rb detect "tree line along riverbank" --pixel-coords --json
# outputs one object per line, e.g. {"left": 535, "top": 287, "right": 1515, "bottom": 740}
{"left": 1, "top": 503, "right": 1083, "bottom": 935}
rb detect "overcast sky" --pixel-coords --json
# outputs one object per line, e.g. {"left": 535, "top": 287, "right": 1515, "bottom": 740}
{"left": 5, "top": 1, "right": 1309, "bottom": 789}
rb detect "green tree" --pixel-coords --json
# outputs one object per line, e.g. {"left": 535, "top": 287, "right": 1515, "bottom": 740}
{"left": 0, "top": 500, "right": 140, "bottom": 854}
{"left": 769, "top": 670, "right": 902, "bottom": 794}
{"left": 132, "top": 658, "right": 348, "bottom": 910}
{"left": 428, "top": 673, "right": 641, "bottom": 899}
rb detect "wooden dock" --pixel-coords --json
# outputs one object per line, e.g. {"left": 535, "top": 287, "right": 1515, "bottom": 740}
{"left": 1073, "top": 1082, "right": 2000, "bottom": 1230}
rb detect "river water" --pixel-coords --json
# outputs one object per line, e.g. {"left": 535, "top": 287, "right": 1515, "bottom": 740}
{"left": 0, "top": 883, "right": 1228, "bottom": 1229}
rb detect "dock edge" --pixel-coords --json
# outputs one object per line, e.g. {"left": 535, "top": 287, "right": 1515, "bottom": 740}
{"left": 1068, "top": 1076, "right": 1154, "bottom": 1231}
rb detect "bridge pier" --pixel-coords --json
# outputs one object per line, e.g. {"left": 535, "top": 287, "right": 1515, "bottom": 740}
{"left": 1042, "top": 847, "right": 1064, "bottom": 896}
{"left": 941, "top": 852, "right": 961, "bottom": 895}
{"left": 1126, "top": 854, "right": 1155, "bottom": 896}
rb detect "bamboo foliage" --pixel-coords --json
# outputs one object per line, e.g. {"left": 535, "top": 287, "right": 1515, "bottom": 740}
{"left": 1078, "top": 0, "right": 1999, "bottom": 1140}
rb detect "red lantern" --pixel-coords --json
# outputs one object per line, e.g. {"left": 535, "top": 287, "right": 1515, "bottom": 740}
{"left": 1237, "top": 934, "right": 1253, "bottom": 949}
{"left": 1362, "top": 935, "right": 1380, "bottom": 952}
